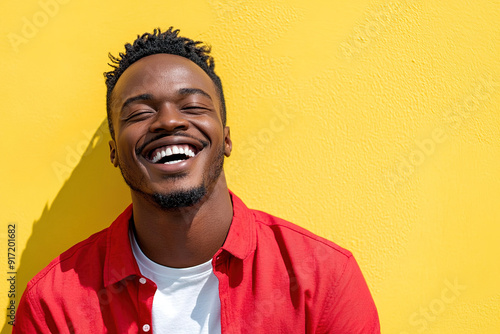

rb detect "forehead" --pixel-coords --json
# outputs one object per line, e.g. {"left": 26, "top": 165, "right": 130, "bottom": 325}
{"left": 112, "top": 54, "right": 218, "bottom": 108}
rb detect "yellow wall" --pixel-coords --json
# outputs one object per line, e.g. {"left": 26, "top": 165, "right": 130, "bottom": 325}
{"left": 1, "top": 0, "right": 498, "bottom": 332}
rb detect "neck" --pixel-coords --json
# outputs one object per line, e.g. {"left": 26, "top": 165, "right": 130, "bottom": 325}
{"left": 130, "top": 173, "right": 233, "bottom": 268}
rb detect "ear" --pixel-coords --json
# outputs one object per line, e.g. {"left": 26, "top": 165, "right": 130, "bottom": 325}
{"left": 223, "top": 126, "right": 232, "bottom": 157}
{"left": 109, "top": 140, "right": 119, "bottom": 167}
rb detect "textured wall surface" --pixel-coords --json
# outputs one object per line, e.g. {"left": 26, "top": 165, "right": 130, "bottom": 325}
{"left": 1, "top": 0, "right": 499, "bottom": 332}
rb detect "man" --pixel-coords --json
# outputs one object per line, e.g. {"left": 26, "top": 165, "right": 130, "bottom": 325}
{"left": 14, "top": 27, "right": 380, "bottom": 333}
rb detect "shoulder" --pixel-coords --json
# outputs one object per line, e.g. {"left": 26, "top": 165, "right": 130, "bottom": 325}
{"left": 23, "top": 204, "right": 134, "bottom": 296}
{"left": 249, "top": 208, "right": 356, "bottom": 284}
{"left": 252, "top": 209, "right": 352, "bottom": 258}
{"left": 250, "top": 209, "right": 380, "bottom": 332}
{"left": 230, "top": 192, "right": 352, "bottom": 264}
{"left": 14, "top": 227, "right": 113, "bottom": 332}
{"left": 25, "top": 226, "right": 110, "bottom": 295}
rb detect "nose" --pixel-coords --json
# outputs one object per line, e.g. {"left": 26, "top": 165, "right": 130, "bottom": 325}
{"left": 149, "top": 103, "right": 189, "bottom": 133}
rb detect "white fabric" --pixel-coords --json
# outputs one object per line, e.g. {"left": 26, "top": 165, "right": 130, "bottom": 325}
{"left": 130, "top": 231, "right": 221, "bottom": 334}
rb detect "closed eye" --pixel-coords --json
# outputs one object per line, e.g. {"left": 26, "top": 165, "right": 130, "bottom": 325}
{"left": 181, "top": 105, "right": 211, "bottom": 114}
{"left": 123, "top": 109, "right": 156, "bottom": 122}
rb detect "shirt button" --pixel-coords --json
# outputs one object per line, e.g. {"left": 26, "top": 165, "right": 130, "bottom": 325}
{"left": 139, "top": 277, "right": 147, "bottom": 284}
{"left": 142, "top": 324, "right": 150, "bottom": 332}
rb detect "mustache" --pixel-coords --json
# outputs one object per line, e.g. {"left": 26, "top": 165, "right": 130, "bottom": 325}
{"left": 136, "top": 132, "right": 209, "bottom": 156}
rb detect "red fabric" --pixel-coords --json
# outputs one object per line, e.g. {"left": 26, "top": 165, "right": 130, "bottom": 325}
{"left": 14, "top": 192, "right": 380, "bottom": 333}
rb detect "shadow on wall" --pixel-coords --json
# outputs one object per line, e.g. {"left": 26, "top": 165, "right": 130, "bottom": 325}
{"left": 2, "top": 120, "right": 131, "bottom": 334}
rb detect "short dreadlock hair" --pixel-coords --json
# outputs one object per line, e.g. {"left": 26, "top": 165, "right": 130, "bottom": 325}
{"left": 104, "top": 27, "right": 226, "bottom": 138}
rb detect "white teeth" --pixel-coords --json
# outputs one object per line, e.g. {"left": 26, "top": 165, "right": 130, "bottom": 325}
{"left": 164, "top": 159, "right": 183, "bottom": 165}
{"left": 150, "top": 145, "right": 197, "bottom": 163}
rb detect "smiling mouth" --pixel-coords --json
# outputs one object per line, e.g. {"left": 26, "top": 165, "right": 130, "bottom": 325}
{"left": 146, "top": 144, "right": 199, "bottom": 165}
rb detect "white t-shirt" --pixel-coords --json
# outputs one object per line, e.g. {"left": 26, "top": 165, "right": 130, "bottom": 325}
{"left": 130, "top": 231, "right": 222, "bottom": 334}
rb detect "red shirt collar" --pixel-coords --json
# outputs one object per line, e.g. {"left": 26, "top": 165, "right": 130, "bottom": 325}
{"left": 220, "top": 191, "right": 256, "bottom": 260}
{"left": 103, "top": 191, "right": 256, "bottom": 287}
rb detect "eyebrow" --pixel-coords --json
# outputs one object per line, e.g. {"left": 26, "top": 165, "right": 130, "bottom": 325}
{"left": 178, "top": 88, "right": 212, "bottom": 100}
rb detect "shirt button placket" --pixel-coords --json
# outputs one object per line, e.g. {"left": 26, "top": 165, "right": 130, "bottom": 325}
{"left": 138, "top": 277, "right": 154, "bottom": 333}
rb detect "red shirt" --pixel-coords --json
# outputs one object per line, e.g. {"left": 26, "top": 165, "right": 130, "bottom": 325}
{"left": 14, "top": 192, "right": 380, "bottom": 333}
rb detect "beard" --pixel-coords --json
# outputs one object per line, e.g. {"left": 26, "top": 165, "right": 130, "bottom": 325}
{"left": 151, "top": 185, "right": 207, "bottom": 209}
{"left": 117, "top": 143, "right": 225, "bottom": 210}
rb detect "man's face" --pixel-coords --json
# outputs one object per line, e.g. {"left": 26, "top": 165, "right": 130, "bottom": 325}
{"left": 108, "top": 54, "right": 232, "bottom": 208}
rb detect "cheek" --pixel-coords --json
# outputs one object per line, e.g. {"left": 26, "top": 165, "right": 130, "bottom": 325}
{"left": 194, "top": 118, "right": 224, "bottom": 141}
{"left": 115, "top": 132, "right": 138, "bottom": 159}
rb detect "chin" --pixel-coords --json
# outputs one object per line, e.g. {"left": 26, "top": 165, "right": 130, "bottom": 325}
{"left": 151, "top": 185, "right": 207, "bottom": 210}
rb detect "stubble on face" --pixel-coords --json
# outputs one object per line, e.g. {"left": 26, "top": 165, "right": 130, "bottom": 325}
{"left": 116, "top": 141, "right": 226, "bottom": 210}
